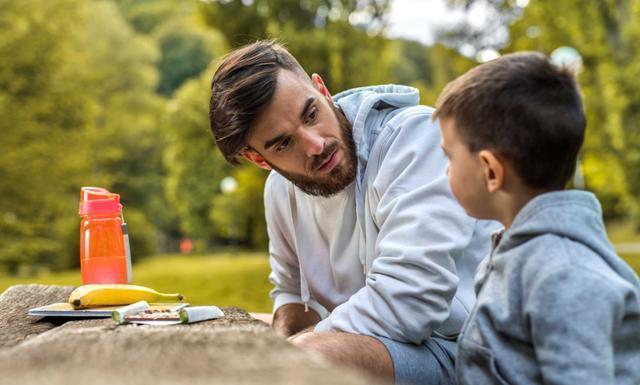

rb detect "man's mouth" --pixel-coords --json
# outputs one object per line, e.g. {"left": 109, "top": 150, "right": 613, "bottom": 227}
{"left": 316, "top": 148, "right": 340, "bottom": 173}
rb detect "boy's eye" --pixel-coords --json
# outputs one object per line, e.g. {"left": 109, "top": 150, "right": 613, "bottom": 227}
{"left": 275, "top": 138, "right": 291, "bottom": 152}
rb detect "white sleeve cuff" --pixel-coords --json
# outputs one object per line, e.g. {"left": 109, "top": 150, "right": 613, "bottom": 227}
{"left": 272, "top": 293, "right": 330, "bottom": 319}
{"left": 314, "top": 317, "right": 332, "bottom": 332}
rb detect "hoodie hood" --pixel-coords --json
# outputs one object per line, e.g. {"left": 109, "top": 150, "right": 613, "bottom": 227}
{"left": 497, "top": 190, "right": 639, "bottom": 285}
{"left": 333, "top": 84, "right": 420, "bottom": 169}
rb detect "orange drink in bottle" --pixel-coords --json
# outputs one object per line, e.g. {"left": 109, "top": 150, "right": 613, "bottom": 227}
{"left": 79, "top": 187, "right": 132, "bottom": 284}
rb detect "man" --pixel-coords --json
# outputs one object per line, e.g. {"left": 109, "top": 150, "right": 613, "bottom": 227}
{"left": 208, "top": 41, "right": 496, "bottom": 385}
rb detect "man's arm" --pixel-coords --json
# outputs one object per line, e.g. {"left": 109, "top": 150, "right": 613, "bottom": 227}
{"left": 264, "top": 172, "right": 328, "bottom": 337}
{"left": 272, "top": 303, "right": 321, "bottom": 337}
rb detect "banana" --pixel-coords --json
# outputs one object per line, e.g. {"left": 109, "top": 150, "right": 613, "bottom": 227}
{"left": 69, "top": 284, "right": 184, "bottom": 308}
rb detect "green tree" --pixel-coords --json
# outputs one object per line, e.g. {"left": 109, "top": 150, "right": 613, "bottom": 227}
{"left": 163, "top": 71, "right": 234, "bottom": 248}
{"left": 440, "top": 0, "right": 640, "bottom": 224}
{"left": 0, "top": 0, "right": 167, "bottom": 271}
{"left": 210, "top": 166, "right": 269, "bottom": 248}
{"left": 0, "top": 0, "right": 95, "bottom": 271}
{"left": 153, "top": 17, "right": 228, "bottom": 96}
{"left": 114, "top": 0, "right": 192, "bottom": 34}
{"left": 198, "top": 0, "right": 390, "bottom": 48}
{"left": 507, "top": 0, "right": 640, "bottom": 224}
{"left": 73, "top": 1, "right": 165, "bottom": 262}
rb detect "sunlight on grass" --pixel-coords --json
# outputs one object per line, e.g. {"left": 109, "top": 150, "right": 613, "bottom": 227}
{"left": 621, "top": 254, "right": 640, "bottom": 274}
{"left": 1, "top": 248, "right": 638, "bottom": 314}
{"left": 0, "top": 252, "right": 273, "bottom": 312}
{"left": 606, "top": 220, "right": 640, "bottom": 275}
{"left": 606, "top": 219, "right": 640, "bottom": 243}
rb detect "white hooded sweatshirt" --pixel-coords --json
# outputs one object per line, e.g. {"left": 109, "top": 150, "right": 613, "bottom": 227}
{"left": 265, "top": 85, "right": 497, "bottom": 344}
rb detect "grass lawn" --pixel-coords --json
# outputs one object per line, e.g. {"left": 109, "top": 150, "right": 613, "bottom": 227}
{"left": 621, "top": 254, "right": 640, "bottom": 274}
{"left": 0, "top": 252, "right": 273, "bottom": 313}
{"left": 1, "top": 237, "right": 639, "bottom": 314}
{"left": 607, "top": 220, "right": 640, "bottom": 274}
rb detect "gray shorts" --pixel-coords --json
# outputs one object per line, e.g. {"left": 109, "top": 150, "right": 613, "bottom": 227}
{"left": 374, "top": 335, "right": 457, "bottom": 385}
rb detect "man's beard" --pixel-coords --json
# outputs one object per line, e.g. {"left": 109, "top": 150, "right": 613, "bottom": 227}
{"left": 268, "top": 104, "right": 357, "bottom": 197}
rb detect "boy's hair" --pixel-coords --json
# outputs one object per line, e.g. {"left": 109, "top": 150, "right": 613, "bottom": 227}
{"left": 209, "top": 41, "right": 308, "bottom": 164}
{"left": 434, "top": 52, "right": 586, "bottom": 190}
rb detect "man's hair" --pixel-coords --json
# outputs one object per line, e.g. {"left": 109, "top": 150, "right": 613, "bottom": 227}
{"left": 209, "top": 41, "right": 307, "bottom": 164}
{"left": 434, "top": 52, "right": 586, "bottom": 190}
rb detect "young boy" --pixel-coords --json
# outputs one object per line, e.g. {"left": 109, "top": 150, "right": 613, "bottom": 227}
{"left": 434, "top": 52, "right": 640, "bottom": 385}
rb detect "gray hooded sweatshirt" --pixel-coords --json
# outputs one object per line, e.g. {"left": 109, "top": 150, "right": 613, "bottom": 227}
{"left": 456, "top": 190, "right": 640, "bottom": 385}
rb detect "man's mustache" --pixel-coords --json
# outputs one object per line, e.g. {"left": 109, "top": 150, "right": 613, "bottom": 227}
{"left": 308, "top": 141, "right": 339, "bottom": 171}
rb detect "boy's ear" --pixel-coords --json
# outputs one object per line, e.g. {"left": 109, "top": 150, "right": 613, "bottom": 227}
{"left": 311, "top": 73, "right": 332, "bottom": 100}
{"left": 241, "top": 148, "right": 272, "bottom": 171}
{"left": 478, "top": 150, "right": 504, "bottom": 193}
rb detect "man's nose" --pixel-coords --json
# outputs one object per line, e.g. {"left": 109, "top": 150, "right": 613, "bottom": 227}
{"left": 300, "top": 128, "right": 325, "bottom": 157}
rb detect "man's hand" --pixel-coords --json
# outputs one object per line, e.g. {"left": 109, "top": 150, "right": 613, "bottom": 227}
{"left": 272, "top": 303, "right": 321, "bottom": 338}
{"left": 287, "top": 325, "right": 316, "bottom": 343}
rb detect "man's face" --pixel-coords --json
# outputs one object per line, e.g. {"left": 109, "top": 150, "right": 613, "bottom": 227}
{"left": 439, "top": 117, "right": 493, "bottom": 219}
{"left": 244, "top": 70, "right": 357, "bottom": 197}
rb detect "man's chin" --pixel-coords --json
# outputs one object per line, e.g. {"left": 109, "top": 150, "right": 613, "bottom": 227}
{"left": 290, "top": 175, "right": 355, "bottom": 197}
{"left": 276, "top": 166, "right": 355, "bottom": 197}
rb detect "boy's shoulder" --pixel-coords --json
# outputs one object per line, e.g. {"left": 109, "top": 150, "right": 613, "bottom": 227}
{"left": 511, "top": 233, "right": 639, "bottom": 307}
{"left": 519, "top": 232, "right": 605, "bottom": 270}
{"left": 496, "top": 190, "right": 637, "bottom": 292}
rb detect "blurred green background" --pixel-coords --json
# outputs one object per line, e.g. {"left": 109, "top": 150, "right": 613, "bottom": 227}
{"left": 1, "top": 0, "right": 639, "bottom": 310}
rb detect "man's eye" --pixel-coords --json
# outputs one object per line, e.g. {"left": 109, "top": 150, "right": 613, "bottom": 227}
{"left": 306, "top": 108, "right": 318, "bottom": 123}
{"left": 275, "top": 138, "right": 291, "bottom": 152}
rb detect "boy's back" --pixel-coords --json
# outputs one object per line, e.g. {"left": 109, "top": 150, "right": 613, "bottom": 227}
{"left": 434, "top": 52, "right": 640, "bottom": 385}
{"left": 456, "top": 190, "right": 640, "bottom": 385}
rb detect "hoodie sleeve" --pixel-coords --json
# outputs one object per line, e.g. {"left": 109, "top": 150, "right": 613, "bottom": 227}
{"left": 315, "top": 108, "right": 477, "bottom": 343}
{"left": 525, "top": 265, "right": 621, "bottom": 385}
{"left": 265, "top": 172, "right": 328, "bottom": 317}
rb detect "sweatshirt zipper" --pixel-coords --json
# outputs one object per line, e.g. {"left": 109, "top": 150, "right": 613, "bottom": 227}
{"left": 459, "top": 230, "right": 503, "bottom": 340}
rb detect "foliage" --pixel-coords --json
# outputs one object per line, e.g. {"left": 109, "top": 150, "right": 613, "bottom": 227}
{"left": 1, "top": 251, "right": 637, "bottom": 312}
{"left": 441, "top": 0, "right": 640, "bottom": 226}
{"left": 198, "top": 0, "right": 390, "bottom": 48}
{"left": 507, "top": 0, "right": 640, "bottom": 224}
{"left": 2, "top": 0, "right": 639, "bottom": 274}
{"left": 153, "top": 19, "right": 227, "bottom": 96}
{"left": 163, "top": 71, "right": 234, "bottom": 245}
{"left": 0, "top": 0, "right": 164, "bottom": 271}
{"left": 210, "top": 166, "right": 269, "bottom": 248}
{"left": 0, "top": 0, "right": 87, "bottom": 271}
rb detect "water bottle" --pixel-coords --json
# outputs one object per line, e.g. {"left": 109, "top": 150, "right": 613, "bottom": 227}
{"left": 79, "top": 187, "right": 132, "bottom": 284}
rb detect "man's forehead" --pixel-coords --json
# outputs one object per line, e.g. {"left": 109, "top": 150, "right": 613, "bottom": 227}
{"left": 250, "top": 70, "right": 316, "bottom": 138}
{"left": 257, "top": 70, "right": 318, "bottom": 123}
{"left": 273, "top": 69, "right": 314, "bottom": 102}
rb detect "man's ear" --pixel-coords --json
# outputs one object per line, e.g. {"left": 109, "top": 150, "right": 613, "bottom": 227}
{"left": 311, "top": 73, "right": 332, "bottom": 100}
{"left": 478, "top": 150, "right": 504, "bottom": 193}
{"left": 241, "top": 148, "right": 272, "bottom": 171}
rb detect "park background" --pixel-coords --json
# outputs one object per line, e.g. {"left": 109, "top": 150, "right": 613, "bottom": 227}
{"left": 1, "top": 0, "right": 639, "bottom": 312}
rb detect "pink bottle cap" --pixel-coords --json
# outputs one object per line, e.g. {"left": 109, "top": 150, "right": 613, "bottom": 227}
{"left": 79, "top": 187, "right": 122, "bottom": 215}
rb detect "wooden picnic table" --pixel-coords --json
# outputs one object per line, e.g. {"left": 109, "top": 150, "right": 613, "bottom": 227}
{"left": 0, "top": 284, "right": 386, "bottom": 385}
